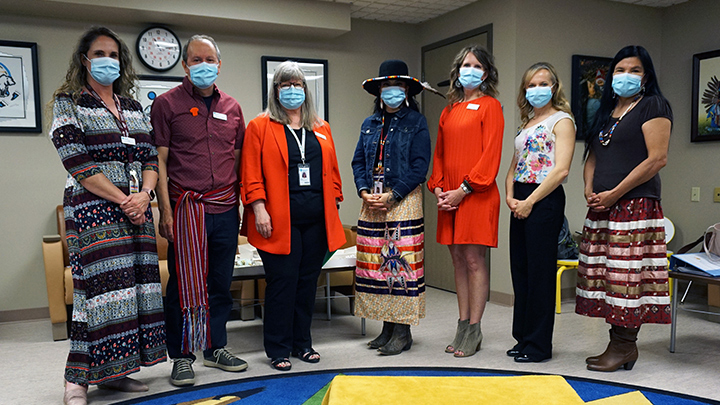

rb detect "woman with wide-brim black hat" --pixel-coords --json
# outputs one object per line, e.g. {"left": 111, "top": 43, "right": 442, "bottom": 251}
{"left": 351, "top": 60, "right": 431, "bottom": 355}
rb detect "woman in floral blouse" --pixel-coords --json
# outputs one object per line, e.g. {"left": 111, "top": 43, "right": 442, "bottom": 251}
{"left": 504, "top": 62, "right": 575, "bottom": 363}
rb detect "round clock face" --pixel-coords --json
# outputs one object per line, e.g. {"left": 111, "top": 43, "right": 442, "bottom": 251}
{"left": 136, "top": 27, "right": 181, "bottom": 72}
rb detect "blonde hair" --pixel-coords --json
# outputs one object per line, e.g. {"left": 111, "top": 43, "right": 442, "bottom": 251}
{"left": 265, "top": 61, "right": 323, "bottom": 129}
{"left": 446, "top": 45, "right": 499, "bottom": 105}
{"left": 517, "top": 62, "right": 572, "bottom": 127}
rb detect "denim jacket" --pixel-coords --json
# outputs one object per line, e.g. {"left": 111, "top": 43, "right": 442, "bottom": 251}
{"left": 351, "top": 106, "right": 431, "bottom": 200}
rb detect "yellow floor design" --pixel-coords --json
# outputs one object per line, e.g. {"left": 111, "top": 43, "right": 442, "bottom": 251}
{"left": 320, "top": 375, "right": 651, "bottom": 405}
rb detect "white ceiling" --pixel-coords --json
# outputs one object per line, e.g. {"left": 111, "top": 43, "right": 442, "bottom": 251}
{"left": 316, "top": 0, "right": 689, "bottom": 24}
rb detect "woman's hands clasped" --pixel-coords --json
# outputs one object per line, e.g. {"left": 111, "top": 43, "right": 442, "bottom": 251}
{"left": 120, "top": 192, "right": 150, "bottom": 226}
{"left": 361, "top": 191, "right": 393, "bottom": 211}
{"left": 434, "top": 187, "right": 466, "bottom": 211}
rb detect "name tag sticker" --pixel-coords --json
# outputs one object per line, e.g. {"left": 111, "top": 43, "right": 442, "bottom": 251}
{"left": 121, "top": 136, "right": 136, "bottom": 145}
{"left": 315, "top": 131, "right": 327, "bottom": 140}
{"left": 213, "top": 112, "right": 227, "bottom": 121}
{"left": 466, "top": 103, "right": 480, "bottom": 110}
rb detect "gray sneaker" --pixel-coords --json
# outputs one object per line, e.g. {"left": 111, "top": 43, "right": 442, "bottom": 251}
{"left": 170, "top": 358, "right": 195, "bottom": 387}
{"left": 203, "top": 348, "right": 248, "bottom": 372}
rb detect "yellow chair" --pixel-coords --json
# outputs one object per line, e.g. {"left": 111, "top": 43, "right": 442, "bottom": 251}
{"left": 555, "top": 216, "right": 675, "bottom": 315}
{"left": 555, "top": 259, "right": 579, "bottom": 314}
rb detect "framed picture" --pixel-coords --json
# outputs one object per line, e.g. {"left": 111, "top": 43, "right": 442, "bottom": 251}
{"left": 0, "top": 40, "right": 41, "bottom": 133}
{"left": 261, "top": 56, "right": 328, "bottom": 121}
{"left": 136, "top": 75, "right": 183, "bottom": 117}
{"left": 691, "top": 49, "right": 720, "bottom": 142}
{"left": 571, "top": 54, "right": 612, "bottom": 140}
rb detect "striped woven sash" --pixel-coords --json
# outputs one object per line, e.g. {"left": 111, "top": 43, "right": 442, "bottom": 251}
{"left": 169, "top": 181, "right": 238, "bottom": 354}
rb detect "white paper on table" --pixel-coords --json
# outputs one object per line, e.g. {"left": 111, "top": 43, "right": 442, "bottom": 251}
{"left": 235, "top": 244, "right": 262, "bottom": 266}
{"left": 323, "top": 246, "right": 357, "bottom": 269}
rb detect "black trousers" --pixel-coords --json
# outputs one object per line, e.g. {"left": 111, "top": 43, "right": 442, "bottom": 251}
{"left": 258, "top": 220, "right": 328, "bottom": 359}
{"left": 165, "top": 206, "right": 239, "bottom": 360}
{"left": 509, "top": 183, "right": 565, "bottom": 359}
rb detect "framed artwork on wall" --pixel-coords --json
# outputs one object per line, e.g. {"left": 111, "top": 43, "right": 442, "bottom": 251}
{"left": 0, "top": 40, "right": 41, "bottom": 133}
{"left": 570, "top": 54, "right": 612, "bottom": 141}
{"left": 136, "top": 75, "right": 183, "bottom": 117}
{"left": 691, "top": 49, "right": 720, "bottom": 142}
{"left": 261, "top": 56, "right": 328, "bottom": 122}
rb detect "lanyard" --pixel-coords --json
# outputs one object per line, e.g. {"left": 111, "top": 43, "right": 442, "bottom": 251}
{"left": 287, "top": 125, "right": 307, "bottom": 164}
{"left": 86, "top": 84, "right": 134, "bottom": 161}
{"left": 377, "top": 115, "right": 390, "bottom": 170}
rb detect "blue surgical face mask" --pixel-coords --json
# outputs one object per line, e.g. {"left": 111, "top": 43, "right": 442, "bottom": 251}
{"left": 612, "top": 73, "right": 643, "bottom": 98}
{"left": 188, "top": 62, "right": 219, "bottom": 89}
{"left": 380, "top": 86, "right": 406, "bottom": 109}
{"left": 525, "top": 85, "right": 553, "bottom": 108}
{"left": 85, "top": 56, "right": 120, "bottom": 86}
{"left": 278, "top": 87, "right": 306, "bottom": 110}
{"left": 458, "top": 67, "right": 485, "bottom": 89}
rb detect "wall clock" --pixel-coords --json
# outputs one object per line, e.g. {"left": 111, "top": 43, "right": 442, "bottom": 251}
{"left": 136, "top": 26, "right": 181, "bottom": 72}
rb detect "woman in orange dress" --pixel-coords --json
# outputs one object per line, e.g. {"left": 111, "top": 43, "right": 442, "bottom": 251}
{"left": 428, "top": 45, "right": 504, "bottom": 358}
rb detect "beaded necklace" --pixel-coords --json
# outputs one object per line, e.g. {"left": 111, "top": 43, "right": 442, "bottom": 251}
{"left": 599, "top": 95, "right": 641, "bottom": 146}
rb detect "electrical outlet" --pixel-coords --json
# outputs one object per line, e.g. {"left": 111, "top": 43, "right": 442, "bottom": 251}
{"left": 691, "top": 187, "right": 700, "bottom": 202}
{"left": 714, "top": 187, "right": 720, "bottom": 203}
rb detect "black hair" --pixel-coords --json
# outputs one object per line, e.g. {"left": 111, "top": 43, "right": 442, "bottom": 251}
{"left": 585, "top": 45, "right": 670, "bottom": 157}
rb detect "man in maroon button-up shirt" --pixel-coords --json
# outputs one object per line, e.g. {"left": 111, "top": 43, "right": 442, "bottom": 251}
{"left": 151, "top": 35, "right": 247, "bottom": 387}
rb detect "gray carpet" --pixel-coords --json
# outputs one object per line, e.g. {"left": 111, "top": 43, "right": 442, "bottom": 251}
{"left": 2, "top": 283, "right": 719, "bottom": 404}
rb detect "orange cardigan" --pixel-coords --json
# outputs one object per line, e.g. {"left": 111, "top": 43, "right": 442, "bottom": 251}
{"left": 240, "top": 114, "right": 345, "bottom": 255}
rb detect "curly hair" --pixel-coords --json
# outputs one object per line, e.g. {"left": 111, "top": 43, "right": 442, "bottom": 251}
{"left": 52, "top": 26, "right": 137, "bottom": 102}
{"left": 446, "top": 45, "right": 499, "bottom": 104}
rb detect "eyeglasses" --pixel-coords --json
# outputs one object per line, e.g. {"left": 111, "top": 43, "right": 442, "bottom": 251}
{"left": 277, "top": 82, "right": 304, "bottom": 90}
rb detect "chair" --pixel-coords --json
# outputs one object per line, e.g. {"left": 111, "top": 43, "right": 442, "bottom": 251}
{"left": 554, "top": 216, "right": 674, "bottom": 314}
{"left": 41, "top": 203, "right": 252, "bottom": 340}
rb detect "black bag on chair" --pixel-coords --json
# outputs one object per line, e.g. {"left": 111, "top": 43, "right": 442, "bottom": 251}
{"left": 557, "top": 216, "right": 578, "bottom": 260}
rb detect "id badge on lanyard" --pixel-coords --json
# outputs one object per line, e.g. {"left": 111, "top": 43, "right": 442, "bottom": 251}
{"left": 129, "top": 170, "right": 140, "bottom": 194}
{"left": 288, "top": 125, "right": 311, "bottom": 187}
{"left": 373, "top": 179, "right": 383, "bottom": 194}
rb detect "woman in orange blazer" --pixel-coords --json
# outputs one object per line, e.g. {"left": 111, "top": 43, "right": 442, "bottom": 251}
{"left": 241, "top": 61, "right": 345, "bottom": 372}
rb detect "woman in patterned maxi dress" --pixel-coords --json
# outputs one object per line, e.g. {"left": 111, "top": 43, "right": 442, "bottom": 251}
{"left": 352, "top": 60, "right": 431, "bottom": 355}
{"left": 51, "top": 27, "right": 166, "bottom": 405}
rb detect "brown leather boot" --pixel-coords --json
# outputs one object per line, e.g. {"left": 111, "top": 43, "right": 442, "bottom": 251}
{"left": 586, "top": 325, "right": 639, "bottom": 372}
{"left": 586, "top": 328, "right": 613, "bottom": 364}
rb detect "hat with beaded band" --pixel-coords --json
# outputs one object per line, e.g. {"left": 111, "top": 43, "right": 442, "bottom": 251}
{"left": 362, "top": 59, "right": 424, "bottom": 97}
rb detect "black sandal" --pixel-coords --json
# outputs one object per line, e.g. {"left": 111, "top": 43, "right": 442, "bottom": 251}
{"left": 271, "top": 357, "right": 292, "bottom": 371}
{"left": 292, "top": 347, "right": 320, "bottom": 363}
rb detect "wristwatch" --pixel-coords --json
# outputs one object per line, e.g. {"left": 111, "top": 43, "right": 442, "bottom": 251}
{"left": 142, "top": 188, "right": 156, "bottom": 200}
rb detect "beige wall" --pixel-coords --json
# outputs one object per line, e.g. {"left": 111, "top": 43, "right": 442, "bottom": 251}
{"left": 0, "top": 14, "right": 419, "bottom": 313}
{"left": 659, "top": 0, "right": 720, "bottom": 249}
{"left": 2, "top": 0, "right": 719, "bottom": 315}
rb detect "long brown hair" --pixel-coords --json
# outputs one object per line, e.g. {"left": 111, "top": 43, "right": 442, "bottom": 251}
{"left": 517, "top": 62, "right": 572, "bottom": 127}
{"left": 446, "top": 45, "right": 499, "bottom": 104}
{"left": 52, "top": 26, "right": 137, "bottom": 102}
